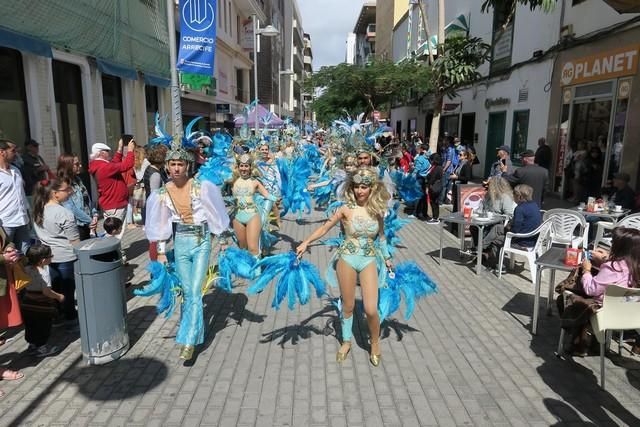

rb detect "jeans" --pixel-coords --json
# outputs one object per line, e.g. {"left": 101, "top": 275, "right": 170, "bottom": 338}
{"left": 4, "top": 224, "right": 33, "bottom": 254}
{"left": 174, "top": 228, "right": 211, "bottom": 346}
{"left": 50, "top": 261, "right": 77, "bottom": 320}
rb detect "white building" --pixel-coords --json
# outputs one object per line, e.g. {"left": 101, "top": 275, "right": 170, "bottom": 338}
{"left": 346, "top": 33, "right": 357, "bottom": 64}
{"left": 391, "top": 0, "right": 640, "bottom": 191}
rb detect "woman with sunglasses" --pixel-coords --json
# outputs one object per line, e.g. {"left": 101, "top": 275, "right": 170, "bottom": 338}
{"left": 296, "top": 167, "right": 393, "bottom": 366}
{"left": 32, "top": 178, "right": 80, "bottom": 325}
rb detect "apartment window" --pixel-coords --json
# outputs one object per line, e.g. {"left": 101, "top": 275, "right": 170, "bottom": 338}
{"left": 223, "top": 0, "right": 227, "bottom": 33}
{"left": 217, "top": 0, "right": 221, "bottom": 29}
{"left": 101, "top": 75, "right": 124, "bottom": 149}
{"left": 237, "top": 15, "right": 241, "bottom": 43}
{"left": 145, "top": 85, "right": 159, "bottom": 140}
{"left": 511, "top": 110, "right": 530, "bottom": 163}
{"left": 0, "top": 48, "right": 29, "bottom": 146}
{"left": 228, "top": 1, "right": 232, "bottom": 37}
{"left": 236, "top": 69, "right": 244, "bottom": 102}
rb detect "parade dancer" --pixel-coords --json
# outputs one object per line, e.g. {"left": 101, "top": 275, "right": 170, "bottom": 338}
{"left": 231, "top": 154, "right": 277, "bottom": 257}
{"left": 143, "top": 144, "right": 230, "bottom": 360}
{"left": 255, "top": 143, "right": 282, "bottom": 229}
{"left": 296, "top": 167, "right": 393, "bottom": 366}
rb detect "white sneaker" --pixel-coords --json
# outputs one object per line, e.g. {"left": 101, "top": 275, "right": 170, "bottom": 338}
{"left": 34, "top": 344, "right": 59, "bottom": 358}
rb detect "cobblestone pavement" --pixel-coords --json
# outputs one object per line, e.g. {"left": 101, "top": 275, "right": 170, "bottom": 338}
{"left": 1, "top": 206, "right": 640, "bottom": 426}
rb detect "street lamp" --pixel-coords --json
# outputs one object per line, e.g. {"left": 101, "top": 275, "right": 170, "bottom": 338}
{"left": 252, "top": 16, "right": 279, "bottom": 136}
{"left": 278, "top": 68, "right": 294, "bottom": 117}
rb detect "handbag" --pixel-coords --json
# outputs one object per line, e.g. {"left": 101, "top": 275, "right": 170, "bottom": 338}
{"left": 13, "top": 260, "right": 31, "bottom": 292}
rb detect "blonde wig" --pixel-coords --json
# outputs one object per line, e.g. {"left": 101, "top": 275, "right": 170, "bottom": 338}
{"left": 342, "top": 167, "right": 390, "bottom": 218}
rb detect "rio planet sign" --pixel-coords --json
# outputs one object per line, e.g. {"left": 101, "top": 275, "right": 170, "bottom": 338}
{"left": 561, "top": 45, "right": 639, "bottom": 86}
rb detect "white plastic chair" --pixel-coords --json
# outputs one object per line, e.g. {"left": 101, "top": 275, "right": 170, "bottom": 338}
{"left": 590, "top": 285, "right": 640, "bottom": 389}
{"left": 543, "top": 208, "right": 588, "bottom": 248}
{"left": 498, "top": 219, "right": 553, "bottom": 285}
{"left": 594, "top": 213, "right": 640, "bottom": 249}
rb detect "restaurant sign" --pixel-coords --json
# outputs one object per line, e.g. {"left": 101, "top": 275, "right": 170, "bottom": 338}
{"left": 561, "top": 45, "right": 639, "bottom": 86}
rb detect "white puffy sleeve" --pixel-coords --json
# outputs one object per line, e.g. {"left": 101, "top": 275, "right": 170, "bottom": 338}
{"left": 200, "top": 181, "right": 230, "bottom": 235}
{"left": 145, "top": 190, "right": 173, "bottom": 241}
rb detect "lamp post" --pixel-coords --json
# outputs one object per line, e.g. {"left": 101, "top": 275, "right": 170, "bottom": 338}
{"left": 252, "top": 15, "right": 279, "bottom": 136}
{"left": 278, "top": 68, "right": 293, "bottom": 118}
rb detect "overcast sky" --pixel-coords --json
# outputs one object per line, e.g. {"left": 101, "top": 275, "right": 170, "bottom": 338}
{"left": 298, "top": 0, "right": 364, "bottom": 70}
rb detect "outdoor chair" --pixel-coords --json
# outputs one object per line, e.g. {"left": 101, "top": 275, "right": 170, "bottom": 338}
{"left": 497, "top": 219, "right": 553, "bottom": 285}
{"left": 542, "top": 208, "right": 588, "bottom": 248}
{"left": 593, "top": 212, "right": 640, "bottom": 249}
{"left": 590, "top": 285, "right": 640, "bottom": 389}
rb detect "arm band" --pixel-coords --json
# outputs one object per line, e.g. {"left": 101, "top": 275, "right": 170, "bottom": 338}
{"left": 379, "top": 239, "right": 392, "bottom": 260}
{"left": 157, "top": 241, "right": 167, "bottom": 255}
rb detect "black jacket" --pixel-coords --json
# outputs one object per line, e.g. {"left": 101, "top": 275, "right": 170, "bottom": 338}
{"left": 427, "top": 165, "right": 444, "bottom": 194}
{"left": 504, "top": 164, "right": 549, "bottom": 208}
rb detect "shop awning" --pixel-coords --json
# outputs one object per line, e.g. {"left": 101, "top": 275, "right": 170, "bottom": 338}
{"left": 0, "top": 27, "right": 52, "bottom": 58}
{"left": 602, "top": 0, "right": 640, "bottom": 13}
{"left": 144, "top": 74, "right": 171, "bottom": 88}
{"left": 96, "top": 58, "right": 138, "bottom": 81}
{"left": 416, "top": 14, "right": 469, "bottom": 56}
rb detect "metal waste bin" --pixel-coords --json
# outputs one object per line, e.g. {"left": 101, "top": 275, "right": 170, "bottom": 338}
{"left": 74, "top": 237, "right": 129, "bottom": 365}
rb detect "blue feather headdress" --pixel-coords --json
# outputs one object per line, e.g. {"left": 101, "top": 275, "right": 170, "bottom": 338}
{"left": 247, "top": 252, "right": 327, "bottom": 310}
{"left": 149, "top": 113, "right": 173, "bottom": 147}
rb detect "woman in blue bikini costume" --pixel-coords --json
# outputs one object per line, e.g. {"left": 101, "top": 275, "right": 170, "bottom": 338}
{"left": 231, "top": 154, "right": 277, "bottom": 257}
{"left": 296, "top": 167, "right": 393, "bottom": 366}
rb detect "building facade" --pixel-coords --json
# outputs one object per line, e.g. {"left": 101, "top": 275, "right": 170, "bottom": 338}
{"left": 352, "top": 2, "right": 377, "bottom": 66}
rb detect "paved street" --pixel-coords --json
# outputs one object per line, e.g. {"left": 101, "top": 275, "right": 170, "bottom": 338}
{"left": 1, "top": 206, "right": 640, "bottom": 426}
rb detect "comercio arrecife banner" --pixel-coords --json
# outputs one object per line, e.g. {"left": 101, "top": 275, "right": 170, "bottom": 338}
{"left": 177, "top": 0, "right": 217, "bottom": 76}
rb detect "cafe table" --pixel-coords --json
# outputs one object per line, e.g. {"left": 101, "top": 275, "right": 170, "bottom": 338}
{"left": 532, "top": 247, "right": 574, "bottom": 335}
{"left": 439, "top": 212, "right": 504, "bottom": 276}
{"left": 571, "top": 206, "right": 629, "bottom": 224}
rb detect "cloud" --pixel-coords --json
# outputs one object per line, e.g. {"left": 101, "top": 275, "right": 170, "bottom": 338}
{"left": 298, "top": 0, "right": 364, "bottom": 70}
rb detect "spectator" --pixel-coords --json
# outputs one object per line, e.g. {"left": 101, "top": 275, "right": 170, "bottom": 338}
{"left": 450, "top": 150, "right": 472, "bottom": 213}
{"left": 22, "top": 243, "right": 64, "bottom": 357}
{"left": 103, "top": 217, "right": 123, "bottom": 238}
{"left": 439, "top": 137, "right": 458, "bottom": 204}
{"left": 414, "top": 145, "right": 431, "bottom": 220}
{"left": 534, "top": 137, "right": 552, "bottom": 171}
{"left": 0, "top": 139, "right": 31, "bottom": 253}
{"left": 57, "top": 154, "right": 96, "bottom": 240}
{"left": 582, "top": 146, "right": 604, "bottom": 199}
{"left": 32, "top": 178, "right": 80, "bottom": 326}
{"left": 604, "top": 172, "right": 635, "bottom": 210}
{"left": 559, "top": 227, "right": 640, "bottom": 356}
{"left": 0, "top": 221, "right": 24, "bottom": 392}
{"left": 570, "top": 141, "right": 587, "bottom": 203}
{"left": 21, "top": 139, "right": 51, "bottom": 201}
{"left": 426, "top": 153, "right": 444, "bottom": 224}
{"left": 471, "top": 177, "right": 517, "bottom": 252}
{"left": 124, "top": 146, "right": 148, "bottom": 228}
{"left": 485, "top": 184, "right": 542, "bottom": 268}
{"left": 487, "top": 145, "right": 514, "bottom": 179}
{"left": 502, "top": 150, "right": 549, "bottom": 208}
{"left": 88, "top": 138, "right": 135, "bottom": 232}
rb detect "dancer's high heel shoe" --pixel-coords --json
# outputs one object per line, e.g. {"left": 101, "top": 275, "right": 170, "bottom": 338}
{"left": 369, "top": 353, "right": 381, "bottom": 367}
{"left": 336, "top": 344, "right": 351, "bottom": 363}
{"left": 179, "top": 345, "right": 194, "bottom": 360}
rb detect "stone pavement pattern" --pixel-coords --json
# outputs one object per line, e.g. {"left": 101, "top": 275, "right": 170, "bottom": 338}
{"left": 1, "top": 206, "right": 640, "bottom": 426}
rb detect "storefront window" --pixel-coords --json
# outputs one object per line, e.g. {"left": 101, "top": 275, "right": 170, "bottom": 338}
{"left": 145, "top": 85, "right": 159, "bottom": 141}
{"left": 441, "top": 115, "right": 459, "bottom": 139}
{"left": 0, "top": 48, "right": 29, "bottom": 146}
{"left": 102, "top": 75, "right": 124, "bottom": 149}
{"left": 609, "top": 97, "right": 628, "bottom": 181}
{"left": 511, "top": 110, "right": 529, "bottom": 164}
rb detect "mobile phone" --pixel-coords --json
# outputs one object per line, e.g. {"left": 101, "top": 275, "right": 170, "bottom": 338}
{"left": 122, "top": 134, "right": 134, "bottom": 145}
{"left": 500, "top": 159, "right": 506, "bottom": 166}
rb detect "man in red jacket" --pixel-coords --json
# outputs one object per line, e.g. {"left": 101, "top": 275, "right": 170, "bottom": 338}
{"left": 88, "top": 138, "right": 135, "bottom": 233}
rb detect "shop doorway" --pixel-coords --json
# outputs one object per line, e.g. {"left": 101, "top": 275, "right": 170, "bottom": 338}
{"left": 52, "top": 60, "right": 88, "bottom": 167}
{"left": 485, "top": 111, "right": 506, "bottom": 177}
{"left": 460, "top": 113, "right": 475, "bottom": 148}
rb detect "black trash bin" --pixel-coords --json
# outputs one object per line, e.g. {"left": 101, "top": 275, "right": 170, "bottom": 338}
{"left": 73, "top": 237, "right": 129, "bottom": 365}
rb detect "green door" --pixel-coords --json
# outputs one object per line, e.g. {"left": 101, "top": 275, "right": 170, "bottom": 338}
{"left": 484, "top": 111, "right": 507, "bottom": 177}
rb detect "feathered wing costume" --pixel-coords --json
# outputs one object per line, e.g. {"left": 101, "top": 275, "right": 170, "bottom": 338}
{"left": 378, "top": 262, "right": 438, "bottom": 322}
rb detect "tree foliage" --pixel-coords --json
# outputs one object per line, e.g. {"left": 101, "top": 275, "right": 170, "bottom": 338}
{"left": 306, "top": 60, "right": 431, "bottom": 124}
{"left": 430, "top": 35, "right": 491, "bottom": 98}
{"left": 480, "top": 0, "right": 557, "bottom": 14}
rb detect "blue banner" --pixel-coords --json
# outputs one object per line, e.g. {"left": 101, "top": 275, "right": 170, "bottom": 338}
{"left": 177, "top": 0, "right": 217, "bottom": 76}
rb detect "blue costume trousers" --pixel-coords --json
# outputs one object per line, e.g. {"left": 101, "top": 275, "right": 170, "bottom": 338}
{"left": 174, "top": 230, "right": 211, "bottom": 346}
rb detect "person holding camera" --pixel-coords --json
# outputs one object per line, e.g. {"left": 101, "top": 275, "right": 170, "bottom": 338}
{"left": 88, "top": 137, "right": 136, "bottom": 236}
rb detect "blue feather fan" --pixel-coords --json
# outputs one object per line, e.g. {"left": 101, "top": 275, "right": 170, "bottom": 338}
{"left": 383, "top": 201, "right": 410, "bottom": 256}
{"left": 217, "top": 247, "right": 257, "bottom": 293}
{"left": 134, "top": 259, "right": 181, "bottom": 318}
{"left": 390, "top": 171, "right": 423, "bottom": 203}
{"left": 247, "top": 252, "right": 326, "bottom": 310}
{"left": 378, "top": 261, "right": 437, "bottom": 322}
